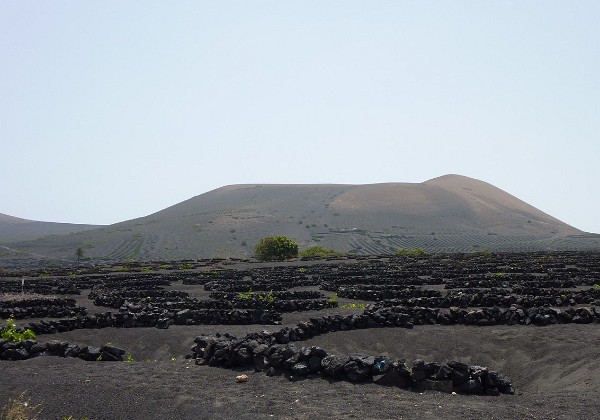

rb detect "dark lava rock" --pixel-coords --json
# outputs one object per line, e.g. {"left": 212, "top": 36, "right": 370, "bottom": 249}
{"left": 344, "top": 358, "right": 372, "bottom": 383}
{"left": 2, "top": 348, "right": 29, "bottom": 361}
{"left": 81, "top": 346, "right": 102, "bottom": 361}
{"left": 321, "top": 355, "right": 349, "bottom": 379}
{"left": 291, "top": 362, "right": 310, "bottom": 376}
{"left": 456, "top": 378, "right": 484, "bottom": 395}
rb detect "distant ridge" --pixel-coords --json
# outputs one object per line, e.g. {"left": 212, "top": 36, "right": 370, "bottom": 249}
{"left": 2, "top": 174, "right": 598, "bottom": 264}
{"left": 0, "top": 212, "right": 99, "bottom": 243}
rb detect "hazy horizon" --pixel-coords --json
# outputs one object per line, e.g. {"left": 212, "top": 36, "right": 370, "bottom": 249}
{"left": 2, "top": 1, "right": 598, "bottom": 233}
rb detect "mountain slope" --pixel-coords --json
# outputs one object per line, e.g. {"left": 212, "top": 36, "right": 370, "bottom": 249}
{"left": 0, "top": 213, "right": 100, "bottom": 243}
{"left": 3, "top": 175, "right": 598, "bottom": 263}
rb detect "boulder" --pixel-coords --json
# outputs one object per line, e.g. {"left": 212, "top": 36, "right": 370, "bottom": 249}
{"left": 372, "top": 356, "right": 393, "bottom": 376}
{"left": 98, "top": 351, "right": 120, "bottom": 362}
{"left": 416, "top": 379, "right": 453, "bottom": 393}
{"left": 308, "top": 356, "right": 323, "bottom": 373}
{"left": 373, "top": 367, "right": 411, "bottom": 388}
{"left": 64, "top": 344, "right": 82, "bottom": 358}
{"left": 45, "top": 340, "right": 62, "bottom": 355}
{"left": 488, "top": 370, "right": 515, "bottom": 395}
{"left": 234, "top": 347, "right": 252, "bottom": 365}
{"left": 81, "top": 346, "right": 102, "bottom": 361}
{"left": 447, "top": 361, "right": 470, "bottom": 385}
{"left": 291, "top": 362, "right": 310, "bottom": 377}
{"left": 101, "top": 344, "right": 126, "bottom": 357}
{"left": 344, "top": 357, "right": 372, "bottom": 383}
{"left": 434, "top": 364, "right": 453, "bottom": 380}
{"left": 321, "top": 355, "right": 349, "bottom": 379}
{"left": 456, "top": 378, "right": 484, "bottom": 395}
{"left": 2, "top": 348, "right": 29, "bottom": 361}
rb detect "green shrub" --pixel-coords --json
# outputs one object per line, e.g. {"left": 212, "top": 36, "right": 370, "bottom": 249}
{"left": 479, "top": 248, "right": 493, "bottom": 257}
{"left": 395, "top": 248, "right": 426, "bottom": 256}
{"left": 238, "top": 290, "right": 253, "bottom": 300}
{"left": 257, "top": 290, "right": 276, "bottom": 305}
{"left": 340, "top": 303, "right": 368, "bottom": 310}
{"left": 327, "top": 293, "right": 338, "bottom": 304}
{"left": 254, "top": 236, "right": 298, "bottom": 261}
{"left": 237, "top": 290, "right": 276, "bottom": 304}
{"left": 1, "top": 316, "right": 37, "bottom": 342}
{"left": 299, "top": 246, "right": 341, "bottom": 258}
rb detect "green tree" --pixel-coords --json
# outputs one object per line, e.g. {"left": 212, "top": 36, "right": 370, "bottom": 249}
{"left": 254, "top": 236, "right": 298, "bottom": 261}
{"left": 76, "top": 246, "right": 85, "bottom": 265}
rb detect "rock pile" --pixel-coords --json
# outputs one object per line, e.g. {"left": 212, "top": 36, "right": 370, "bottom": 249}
{"left": 190, "top": 333, "right": 514, "bottom": 396}
{"left": 25, "top": 307, "right": 282, "bottom": 335}
{"left": 0, "top": 338, "right": 126, "bottom": 362}
{"left": 0, "top": 297, "right": 87, "bottom": 319}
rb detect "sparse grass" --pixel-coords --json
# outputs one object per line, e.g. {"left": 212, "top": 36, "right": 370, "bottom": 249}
{"left": 0, "top": 392, "right": 43, "bottom": 420}
{"left": 327, "top": 293, "right": 338, "bottom": 304}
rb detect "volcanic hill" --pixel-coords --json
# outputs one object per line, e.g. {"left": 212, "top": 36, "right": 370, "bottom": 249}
{"left": 2, "top": 174, "right": 599, "bottom": 264}
{"left": 0, "top": 213, "right": 98, "bottom": 242}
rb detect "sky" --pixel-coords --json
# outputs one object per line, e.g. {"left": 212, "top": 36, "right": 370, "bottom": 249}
{"left": 1, "top": 1, "right": 599, "bottom": 233}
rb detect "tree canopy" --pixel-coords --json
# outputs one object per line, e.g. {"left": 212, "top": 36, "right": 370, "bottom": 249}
{"left": 254, "top": 236, "right": 298, "bottom": 261}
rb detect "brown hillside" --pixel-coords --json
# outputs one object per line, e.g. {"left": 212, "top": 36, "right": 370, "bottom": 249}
{"left": 2, "top": 175, "right": 596, "bottom": 264}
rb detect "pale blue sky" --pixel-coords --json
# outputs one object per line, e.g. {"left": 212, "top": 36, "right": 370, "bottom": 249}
{"left": 1, "top": 1, "right": 599, "bottom": 233}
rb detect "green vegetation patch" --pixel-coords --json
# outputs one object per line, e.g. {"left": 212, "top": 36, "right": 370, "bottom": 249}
{"left": 395, "top": 248, "right": 427, "bottom": 256}
{"left": 254, "top": 236, "right": 299, "bottom": 261}
{"left": 299, "top": 246, "right": 342, "bottom": 258}
{"left": 1, "top": 316, "right": 37, "bottom": 342}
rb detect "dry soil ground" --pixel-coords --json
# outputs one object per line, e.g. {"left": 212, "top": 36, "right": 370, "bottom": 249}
{"left": 2, "top": 322, "right": 600, "bottom": 419}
